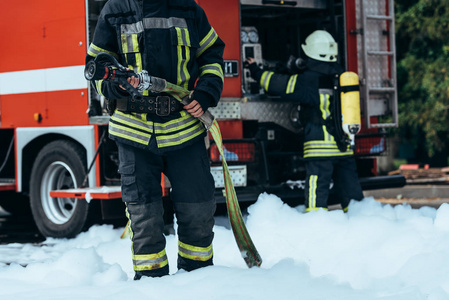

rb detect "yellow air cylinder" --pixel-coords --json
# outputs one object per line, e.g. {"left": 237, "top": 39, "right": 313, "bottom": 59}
{"left": 340, "top": 71, "right": 361, "bottom": 148}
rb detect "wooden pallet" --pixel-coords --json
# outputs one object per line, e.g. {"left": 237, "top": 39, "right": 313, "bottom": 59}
{"left": 388, "top": 166, "right": 449, "bottom": 183}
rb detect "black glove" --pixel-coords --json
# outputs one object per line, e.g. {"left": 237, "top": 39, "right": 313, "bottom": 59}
{"left": 245, "top": 62, "right": 261, "bottom": 80}
{"left": 192, "top": 90, "right": 213, "bottom": 112}
{"left": 105, "top": 99, "right": 117, "bottom": 116}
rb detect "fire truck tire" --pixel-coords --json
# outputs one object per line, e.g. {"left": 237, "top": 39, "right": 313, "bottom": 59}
{"left": 30, "top": 140, "right": 96, "bottom": 238}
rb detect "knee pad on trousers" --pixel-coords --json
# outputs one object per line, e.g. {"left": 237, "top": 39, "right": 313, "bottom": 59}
{"left": 173, "top": 200, "right": 216, "bottom": 246}
{"left": 126, "top": 201, "right": 166, "bottom": 255}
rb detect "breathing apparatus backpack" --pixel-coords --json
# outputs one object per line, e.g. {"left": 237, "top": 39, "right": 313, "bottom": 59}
{"left": 331, "top": 71, "right": 361, "bottom": 151}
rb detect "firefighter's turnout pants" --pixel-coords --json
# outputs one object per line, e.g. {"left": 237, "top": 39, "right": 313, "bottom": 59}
{"left": 117, "top": 138, "right": 216, "bottom": 277}
{"left": 305, "top": 157, "right": 363, "bottom": 211}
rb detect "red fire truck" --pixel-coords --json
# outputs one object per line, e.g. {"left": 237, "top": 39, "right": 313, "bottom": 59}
{"left": 0, "top": 0, "right": 404, "bottom": 238}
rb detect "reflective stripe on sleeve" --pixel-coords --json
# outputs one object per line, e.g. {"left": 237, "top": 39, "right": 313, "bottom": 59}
{"left": 260, "top": 71, "right": 274, "bottom": 91}
{"left": 200, "top": 63, "right": 224, "bottom": 82}
{"left": 286, "top": 75, "right": 298, "bottom": 94}
{"left": 197, "top": 27, "right": 218, "bottom": 57}
{"left": 178, "top": 241, "right": 213, "bottom": 261}
{"left": 87, "top": 43, "right": 118, "bottom": 58}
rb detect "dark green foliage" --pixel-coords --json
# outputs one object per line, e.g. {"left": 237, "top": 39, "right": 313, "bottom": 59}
{"left": 395, "top": 0, "right": 449, "bottom": 157}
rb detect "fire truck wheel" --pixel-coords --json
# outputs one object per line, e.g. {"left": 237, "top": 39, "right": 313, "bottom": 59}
{"left": 30, "top": 140, "right": 96, "bottom": 238}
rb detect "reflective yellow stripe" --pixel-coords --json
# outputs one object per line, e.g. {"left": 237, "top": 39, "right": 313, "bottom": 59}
{"left": 286, "top": 75, "right": 298, "bottom": 94}
{"left": 133, "top": 249, "right": 168, "bottom": 271}
{"left": 183, "top": 41, "right": 191, "bottom": 90}
{"left": 112, "top": 111, "right": 154, "bottom": 133}
{"left": 305, "top": 207, "right": 328, "bottom": 212}
{"left": 261, "top": 71, "right": 274, "bottom": 91}
{"left": 320, "top": 93, "right": 331, "bottom": 119}
{"left": 322, "top": 125, "right": 331, "bottom": 142}
{"left": 304, "top": 150, "right": 354, "bottom": 158}
{"left": 176, "top": 43, "right": 183, "bottom": 86}
{"left": 121, "top": 33, "right": 140, "bottom": 54}
{"left": 95, "top": 80, "right": 104, "bottom": 97}
{"left": 175, "top": 28, "right": 191, "bottom": 89}
{"left": 304, "top": 140, "right": 353, "bottom": 157}
{"left": 319, "top": 94, "right": 332, "bottom": 141}
{"left": 153, "top": 111, "right": 197, "bottom": 133}
{"left": 109, "top": 123, "right": 151, "bottom": 145}
{"left": 200, "top": 63, "right": 224, "bottom": 82}
{"left": 156, "top": 122, "right": 205, "bottom": 148}
{"left": 87, "top": 43, "right": 118, "bottom": 58}
{"left": 305, "top": 140, "right": 341, "bottom": 146}
{"left": 135, "top": 52, "right": 143, "bottom": 73}
{"left": 125, "top": 205, "right": 133, "bottom": 240}
{"left": 178, "top": 241, "right": 213, "bottom": 261}
{"left": 308, "top": 175, "right": 317, "bottom": 209}
{"left": 132, "top": 34, "right": 139, "bottom": 52}
{"left": 197, "top": 27, "right": 218, "bottom": 57}
{"left": 304, "top": 140, "right": 340, "bottom": 149}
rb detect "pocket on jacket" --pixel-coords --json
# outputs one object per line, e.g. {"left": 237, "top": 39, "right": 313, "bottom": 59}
{"left": 119, "top": 26, "right": 144, "bottom": 70}
{"left": 171, "top": 26, "right": 199, "bottom": 49}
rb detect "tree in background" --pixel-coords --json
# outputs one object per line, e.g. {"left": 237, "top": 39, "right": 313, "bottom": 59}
{"left": 395, "top": 0, "right": 449, "bottom": 165}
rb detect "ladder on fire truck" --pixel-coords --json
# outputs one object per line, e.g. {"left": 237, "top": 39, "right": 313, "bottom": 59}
{"left": 358, "top": 0, "right": 398, "bottom": 128}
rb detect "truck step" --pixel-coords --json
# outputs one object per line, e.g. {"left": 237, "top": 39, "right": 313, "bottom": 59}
{"left": 49, "top": 186, "right": 122, "bottom": 200}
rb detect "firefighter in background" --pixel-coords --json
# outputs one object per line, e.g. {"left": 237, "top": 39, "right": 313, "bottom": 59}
{"left": 86, "top": 0, "right": 225, "bottom": 279}
{"left": 245, "top": 30, "right": 363, "bottom": 212}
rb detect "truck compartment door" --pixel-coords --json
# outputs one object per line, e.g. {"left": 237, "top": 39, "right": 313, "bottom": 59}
{"left": 356, "top": 0, "right": 398, "bottom": 128}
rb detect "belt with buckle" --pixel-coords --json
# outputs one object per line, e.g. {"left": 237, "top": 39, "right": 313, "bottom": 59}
{"left": 116, "top": 96, "right": 183, "bottom": 116}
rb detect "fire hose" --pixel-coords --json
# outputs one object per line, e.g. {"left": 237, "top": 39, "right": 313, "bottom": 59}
{"left": 85, "top": 53, "right": 262, "bottom": 268}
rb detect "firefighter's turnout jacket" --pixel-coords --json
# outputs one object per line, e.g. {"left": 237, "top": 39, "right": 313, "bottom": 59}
{"left": 86, "top": 0, "right": 225, "bottom": 152}
{"left": 248, "top": 59, "right": 363, "bottom": 211}
{"left": 249, "top": 59, "right": 352, "bottom": 159}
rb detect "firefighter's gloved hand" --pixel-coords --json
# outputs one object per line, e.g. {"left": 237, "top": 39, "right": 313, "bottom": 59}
{"left": 244, "top": 57, "right": 255, "bottom": 68}
{"left": 244, "top": 57, "right": 261, "bottom": 80}
{"left": 105, "top": 99, "right": 117, "bottom": 116}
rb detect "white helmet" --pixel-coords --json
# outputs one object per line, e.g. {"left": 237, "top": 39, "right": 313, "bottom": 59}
{"left": 301, "top": 30, "right": 338, "bottom": 62}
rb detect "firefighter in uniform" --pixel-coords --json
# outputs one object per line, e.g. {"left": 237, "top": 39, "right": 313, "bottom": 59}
{"left": 245, "top": 30, "right": 363, "bottom": 212}
{"left": 86, "top": 0, "right": 225, "bottom": 279}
